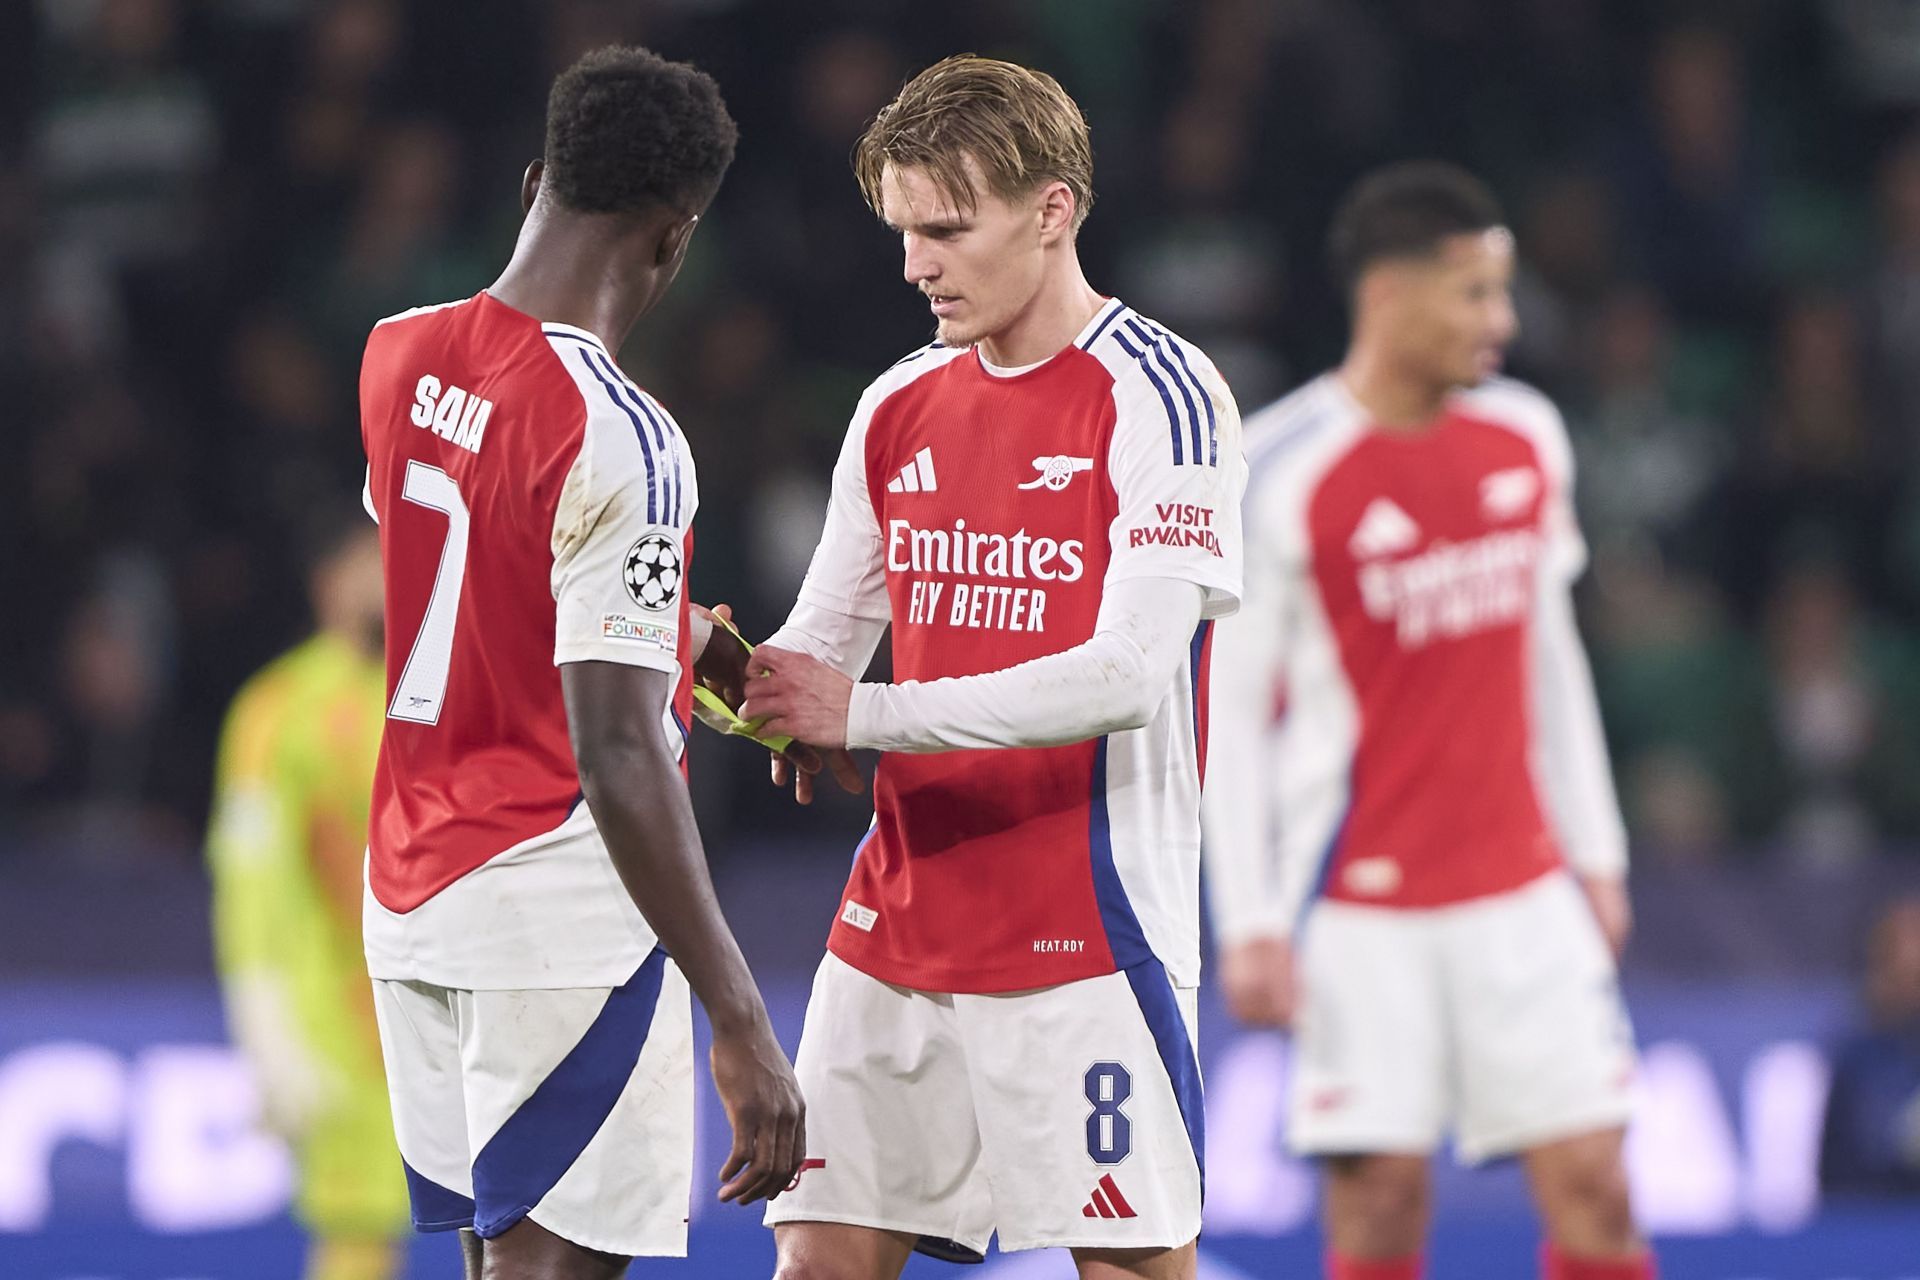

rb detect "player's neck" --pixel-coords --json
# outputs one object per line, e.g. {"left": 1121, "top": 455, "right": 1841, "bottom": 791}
{"left": 975, "top": 256, "right": 1104, "bottom": 369}
{"left": 490, "top": 217, "right": 655, "bottom": 353}
{"left": 1337, "top": 346, "right": 1452, "bottom": 432}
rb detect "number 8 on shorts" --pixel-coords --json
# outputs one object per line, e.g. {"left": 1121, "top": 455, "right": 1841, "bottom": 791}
{"left": 1084, "top": 1062, "right": 1133, "bottom": 1164}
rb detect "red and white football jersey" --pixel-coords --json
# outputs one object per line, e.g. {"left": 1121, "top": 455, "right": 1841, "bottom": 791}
{"left": 1203, "top": 374, "right": 1626, "bottom": 937}
{"left": 358, "top": 292, "right": 696, "bottom": 989}
{"left": 794, "top": 300, "right": 1245, "bottom": 993}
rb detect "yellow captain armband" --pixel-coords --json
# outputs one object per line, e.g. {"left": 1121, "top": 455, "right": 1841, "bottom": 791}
{"left": 692, "top": 614, "right": 795, "bottom": 754}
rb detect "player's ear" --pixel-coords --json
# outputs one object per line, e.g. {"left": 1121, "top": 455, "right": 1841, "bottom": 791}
{"left": 1036, "top": 181, "right": 1075, "bottom": 246}
{"left": 521, "top": 159, "right": 544, "bottom": 215}
{"left": 657, "top": 213, "right": 700, "bottom": 268}
{"left": 1356, "top": 264, "right": 1399, "bottom": 319}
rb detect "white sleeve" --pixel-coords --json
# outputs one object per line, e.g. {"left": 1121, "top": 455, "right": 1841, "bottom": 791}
{"left": 766, "top": 599, "right": 888, "bottom": 681}
{"left": 1200, "top": 488, "right": 1294, "bottom": 943}
{"left": 1103, "top": 346, "right": 1246, "bottom": 618}
{"left": 550, "top": 396, "right": 692, "bottom": 672}
{"left": 361, "top": 468, "right": 378, "bottom": 523}
{"left": 847, "top": 578, "right": 1203, "bottom": 752}
{"left": 1502, "top": 388, "right": 1626, "bottom": 878}
{"left": 1531, "top": 530, "right": 1629, "bottom": 880}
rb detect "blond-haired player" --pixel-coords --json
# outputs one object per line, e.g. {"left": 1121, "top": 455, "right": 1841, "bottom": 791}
{"left": 740, "top": 55, "right": 1246, "bottom": 1280}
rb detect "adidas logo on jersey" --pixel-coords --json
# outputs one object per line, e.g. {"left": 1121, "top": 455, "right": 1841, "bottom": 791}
{"left": 886, "top": 447, "right": 938, "bottom": 494}
{"left": 1081, "top": 1173, "right": 1138, "bottom": 1219}
{"left": 1348, "top": 498, "right": 1420, "bottom": 559}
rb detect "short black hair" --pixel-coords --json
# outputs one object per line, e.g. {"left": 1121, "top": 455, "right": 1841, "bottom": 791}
{"left": 543, "top": 46, "right": 738, "bottom": 217}
{"left": 1328, "top": 161, "right": 1506, "bottom": 294}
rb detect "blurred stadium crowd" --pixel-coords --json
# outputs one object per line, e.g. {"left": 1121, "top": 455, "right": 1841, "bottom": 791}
{"left": 8, "top": 0, "right": 1920, "bottom": 868}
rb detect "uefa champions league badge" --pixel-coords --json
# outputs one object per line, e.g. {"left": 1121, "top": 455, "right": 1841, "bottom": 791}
{"left": 623, "top": 534, "right": 683, "bottom": 612}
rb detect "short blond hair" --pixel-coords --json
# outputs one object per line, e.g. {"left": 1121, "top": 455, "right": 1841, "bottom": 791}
{"left": 853, "top": 54, "right": 1094, "bottom": 231}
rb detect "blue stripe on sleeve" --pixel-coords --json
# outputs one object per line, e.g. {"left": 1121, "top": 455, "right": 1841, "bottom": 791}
{"left": 1079, "top": 300, "right": 1127, "bottom": 350}
{"left": 584, "top": 350, "right": 677, "bottom": 525}
{"left": 1111, "top": 329, "right": 1187, "bottom": 466}
{"left": 1128, "top": 320, "right": 1204, "bottom": 468}
{"left": 564, "top": 346, "right": 659, "bottom": 523}
{"left": 630, "top": 390, "right": 686, "bottom": 526}
{"left": 1147, "top": 324, "right": 1220, "bottom": 467}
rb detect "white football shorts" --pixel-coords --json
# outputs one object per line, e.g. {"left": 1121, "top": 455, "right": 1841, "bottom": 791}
{"left": 1289, "top": 869, "right": 1637, "bottom": 1163}
{"left": 371, "top": 947, "right": 694, "bottom": 1256}
{"left": 764, "top": 951, "right": 1204, "bottom": 1258}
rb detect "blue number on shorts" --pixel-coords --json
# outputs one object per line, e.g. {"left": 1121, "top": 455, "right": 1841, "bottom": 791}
{"left": 1083, "top": 1061, "right": 1133, "bottom": 1164}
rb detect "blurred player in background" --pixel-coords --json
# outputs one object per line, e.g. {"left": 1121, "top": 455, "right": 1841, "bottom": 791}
{"left": 738, "top": 55, "right": 1245, "bottom": 1280}
{"left": 357, "top": 46, "right": 801, "bottom": 1280}
{"left": 1819, "top": 894, "right": 1920, "bottom": 1197}
{"left": 207, "top": 513, "right": 407, "bottom": 1280}
{"left": 1201, "top": 163, "right": 1653, "bottom": 1280}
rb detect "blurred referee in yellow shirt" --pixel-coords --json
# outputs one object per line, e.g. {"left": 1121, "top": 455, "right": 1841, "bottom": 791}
{"left": 207, "top": 511, "right": 408, "bottom": 1280}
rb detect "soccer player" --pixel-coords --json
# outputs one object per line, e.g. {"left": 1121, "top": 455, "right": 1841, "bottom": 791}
{"left": 736, "top": 55, "right": 1245, "bottom": 1280}
{"left": 208, "top": 514, "right": 407, "bottom": 1280}
{"left": 1200, "top": 163, "right": 1653, "bottom": 1280}
{"left": 356, "top": 47, "right": 802, "bottom": 1280}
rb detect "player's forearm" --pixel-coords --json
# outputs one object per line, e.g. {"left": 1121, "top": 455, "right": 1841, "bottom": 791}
{"left": 1532, "top": 583, "right": 1629, "bottom": 877}
{"left": 689, "top": 609, "right": 713, "bottom": 661}
{"left": 1201, "top": 744, "right": 1291, "bottom": 944}
{"left": 577, "top": 742, "right": 768, "bottom": 1033}
{"left": 563, "top": 661, "right": 770, "bottom": 1034}
{"left": 846, "top": 579, "right": 1202, "bottom": 753}
{"left": 1199, "top": 613, "right": 1291, "bottom": 943}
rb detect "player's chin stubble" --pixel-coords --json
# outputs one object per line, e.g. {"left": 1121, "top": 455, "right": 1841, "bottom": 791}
{"left": 936, "top": 313, "right": 992, "bottom": 349}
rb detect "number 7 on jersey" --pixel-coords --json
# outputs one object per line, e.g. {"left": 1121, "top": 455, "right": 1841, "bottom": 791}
{"left": 388, "top": 460, "right": 470, "bottom": 725}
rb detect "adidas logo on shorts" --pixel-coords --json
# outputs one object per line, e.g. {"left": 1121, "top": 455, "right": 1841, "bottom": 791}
{"left": 1080, "top": 1173, "right": 1138, "bottom": 1219}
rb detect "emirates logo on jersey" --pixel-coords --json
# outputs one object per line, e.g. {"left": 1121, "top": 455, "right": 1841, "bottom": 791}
{"left": 887, "top": 518, "right": 1087, "bottom": 635}
{"left": 1356, "top": 529, "right": 1539, "bottom": 649}
{"left": 885, "top": 519, "right": 1086, "bottom": 582}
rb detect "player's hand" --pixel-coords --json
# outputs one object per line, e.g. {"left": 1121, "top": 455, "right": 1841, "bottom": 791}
{"left": 692, "top": 603, "right": 749, "bottom": 710}
{"left": 740, "top": 646, "right": 853, "bottom": 750}
{"left": 709, "top": 1020, "right": 806, "bottom": 1205}
{"left": 1579, "top": 874, "right": 1633, "bottom": 957}
{"left": 771, "top": 745, "right": 865, "bottom": 804}
{"left": 1220, "top": 936, "right": 1298, "bottom": 1030}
